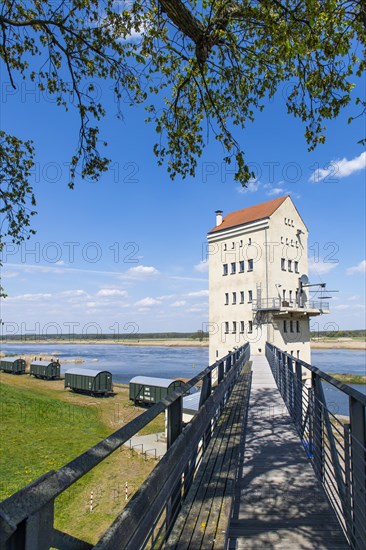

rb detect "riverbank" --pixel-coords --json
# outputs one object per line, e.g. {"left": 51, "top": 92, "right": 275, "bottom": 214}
{"left": 0, "top": 338, "right": 209, "bottom": 348}
{"left": 310, "top": 339, "right": 366, "bottom": 350}
{"left": 1, "top": 337, "right": 365, "bottom": 349}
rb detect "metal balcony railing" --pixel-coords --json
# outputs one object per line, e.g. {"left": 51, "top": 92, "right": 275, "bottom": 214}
{"left": 253, "top": 298, "right": 329, "bottom": 311}
{"left": 266, "top": 343, "right": 366, "bottom": 550}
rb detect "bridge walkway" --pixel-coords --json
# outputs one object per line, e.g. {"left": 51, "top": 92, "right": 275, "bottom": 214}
{"left": 227, "top": 354, "right": 348, "bottom": 549}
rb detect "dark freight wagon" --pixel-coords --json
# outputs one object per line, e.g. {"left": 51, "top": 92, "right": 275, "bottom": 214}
{"left": 0, "top": 357, "right": 26, "bottom": 374}
{"left": 64, "top": 368, "right": 113, "bottom": 396}
{"left": 30, "top": 361, "right": 60, "bottom": 380}
{"left": 129, "top": 376, "right": 186, "bottom": 406}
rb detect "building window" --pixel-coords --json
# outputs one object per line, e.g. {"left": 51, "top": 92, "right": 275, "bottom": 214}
{"left": 248, "top": 321, "right": 253, "bottom": 333}
{"left": 240, "top": 240, "right": 243, "bottom": 247}
{"left": 296, "top": 320, "right": 300, "bottom": 333}
{"left": 290, "top": 320, "right": 294, "bottom": 333}
{"left": 240, "top": 321, "right": 245, "bottom": 333}
{"left": 288, "top": 260, "right": 292, "bottom": 272}
{"left": 225, "top": 293, "right": 229, "bottom": 305}
{"left": 291, "top": 239, "right": 294, "bottom": 246}
{"left": 248, "top": 259, "right": 254, "bottom": 271}
{"left": 248, "top": 290, "right": 253, "bottom": 303}
{"left": 232, "top": 292, "right": 237, "bottom": 305}
{"left": 281, "top": 258, "right": 286, "bottom": 271}
{"left": 283, "top": 289, "right": 286, "bottom": 302}
{"left": 289, "top": 290, "right": 293, "bottom": 303}
{"left": 240, "top": 291, "right": 244, "bottom": 304}
{"left": 231, "top": 262, "right": 236, "bottom": 274}
{"left": 239, "top": 260, "right": 245, "bottom": 273}
{"left": 223, "top": 243, "right": 227, "bottom": 251}
{"left": 294, "top": 261, "right": 299, "bottom": 273}
{"left": 281, "top": 236, "right": 284, "bottom": 244}
{"left": 223, "top": 264, "right": 228, "bottom": 276}
{"left": 232, "top": 321, "right": 237, "bottom": 333}
{"left": 284, "top": 320, "right": 287, "bottom": 333}
{"left": 248, "top": 237, "right": 252, "bottom": 245}
{"left": 232, "top": 241, "right": 235, "bottom": 249}
{"left": 224, "top": 322, "right": 229, "bottom": 334}
{"left": 284, "top": 217, "right": 287, "bottom": 225}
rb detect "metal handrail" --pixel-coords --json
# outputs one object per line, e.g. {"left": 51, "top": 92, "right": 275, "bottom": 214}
{"left": 0, "top": 343, "right": 250, "bottom": 550}
{"left": 266, "top": 343, "right": 366, "bottom": 550}
{"left": 253, "top": 298, "right": 330, "bottom": 311}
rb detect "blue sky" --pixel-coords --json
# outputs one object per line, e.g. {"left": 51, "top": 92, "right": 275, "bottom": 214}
{"left": 1, "top": 66, "right": 365, "bottom": 338}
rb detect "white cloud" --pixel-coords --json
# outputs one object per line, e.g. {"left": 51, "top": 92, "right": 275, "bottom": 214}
{"left": 347, "top": 260, "right": 366, "bottom": 275}
{"left": 187, "top": 305, "right": 208, "bottom": 313}
{"left": 187, "top": 290, "right": 209, "bottom": 298}
{"left": 308, "top": 258, "right": 338, "bottom": 275}
{"left": 309, "top": 151, "right": 366, "bottom": 183}
{"left": 237, "top": 178, "right": 260, "bottom": 194}
{"left": 157, "top": 294, "right": 176, "bottom": 301}
{"left": 8, "top": 293, "right": 52, "bottom": 301}
{"left": 60, "top": 289, "right": 87, "bottom": 297}
{"left": 126, "top": 265, "right": 160, "bottom": 277}
{"left": 135, "top": 297, "right": 161, "bottom": 307}
{"left": 171, "top": 300, "right": 187, "bottom": 307}
{"left": 1, "top": 271, "right": 19, "bottom": 279}
{"left": 96, "top": 288, "right": 128, "bottom": 297}
{"left": 332, "top": 304, "right": 350, "bottom": 310}
{"left": 267, "top": 187, "right": 285, "bottom": 196}
{"left": 194, "top": 260, "right": 208, "bottom": 273}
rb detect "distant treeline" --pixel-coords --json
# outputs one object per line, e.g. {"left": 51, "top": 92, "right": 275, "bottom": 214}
{"left": 0, "top": 331, "right": 210, "bottom": 342}
{"left": 311, "top": 330, "right": 366, "bottom": 339}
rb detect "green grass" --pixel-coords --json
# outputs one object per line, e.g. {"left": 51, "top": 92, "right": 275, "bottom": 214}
{"left": 331, "top": 374, "right": 366, "bottom": 385}
{"left": 0, "top": 380, "right": 159, "bottom": 544}
{"left": 0, "top": 382, "right": 109, "bottom": 498}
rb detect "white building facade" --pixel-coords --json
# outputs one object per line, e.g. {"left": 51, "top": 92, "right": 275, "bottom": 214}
{"left": 207, "top": 195, "right": 329, "bottom": 364}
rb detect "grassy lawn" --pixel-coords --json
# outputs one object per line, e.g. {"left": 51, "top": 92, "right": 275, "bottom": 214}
{"left": 331, "top": 373, "right": 366, "bottom": 385}
{"left": 0, "top": 373, "right": 165, "bottom": 545}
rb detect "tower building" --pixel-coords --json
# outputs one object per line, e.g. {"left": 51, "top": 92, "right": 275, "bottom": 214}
{"left": 207, "top": 195, "right": 329, "bottom": 364}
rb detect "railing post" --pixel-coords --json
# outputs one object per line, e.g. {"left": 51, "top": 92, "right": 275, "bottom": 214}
{"left": 199, "top": 373, "right": 212, "bottom": 409}
{"left": 226, "top": 354, "right": 232, "bottom": 372}
{"left": 166, "top": 396, "right": 183, "bottom": 533}
{"left": 312, "top": 374, "right": 324, "bottom": 482}
{"left": 294, "top": 360, "right": 303, "bottom": 433}
{"left": 349, "top": 397, "right": 366, "bottom": 549}
{"left": 277, "top": 352, "right": 282, "bottom": 395}
{"left": 287, "top": 355, "right": 294, "bottom": 415}
{"left": 217, "top": 361, "right": 224, "bottom": 385}
{"left": 167, "top": 397, "right": 182, "bottom": 450}
{"left": 25, "top": 501, "right": 55, "bottom": 550}
{"left": 343, "top": 422, "right": 353, "bottom": 545}
{"left": 280, "top": 352, "right": 286, "bottom": 400}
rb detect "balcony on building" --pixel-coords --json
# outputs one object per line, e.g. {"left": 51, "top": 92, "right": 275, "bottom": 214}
{"left": 252, "top": 297, "right": 330, "bottom": 317}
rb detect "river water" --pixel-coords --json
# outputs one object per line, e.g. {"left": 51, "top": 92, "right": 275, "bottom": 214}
{"left": 1, "top": 344, "right": 365, "bottom": 415}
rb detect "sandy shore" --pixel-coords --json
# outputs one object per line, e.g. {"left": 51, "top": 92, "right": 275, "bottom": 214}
{"left": 0, "top": 338, "right": 209, "bottom": 348}
{"left": 310, "top": 340, "right": 366, "bottom": 350}
{"left": 1, "top": 338, "right": 364, "bottom": 350}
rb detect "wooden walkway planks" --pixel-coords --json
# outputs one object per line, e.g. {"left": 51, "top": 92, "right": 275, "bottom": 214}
{"left": 228, "top": 355, "right": 349, "bottom": 550}
{"left": 165, "top": 362, "right": 252, "bottom": 549}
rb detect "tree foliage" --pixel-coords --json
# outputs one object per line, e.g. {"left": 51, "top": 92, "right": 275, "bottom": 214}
{"left": 0, "top": 0, "right": 365, "bottom": 275}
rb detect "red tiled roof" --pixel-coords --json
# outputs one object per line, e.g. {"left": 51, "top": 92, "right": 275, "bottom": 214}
{"left": 209, "top": 195, "right": 289, "bottom": 233}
